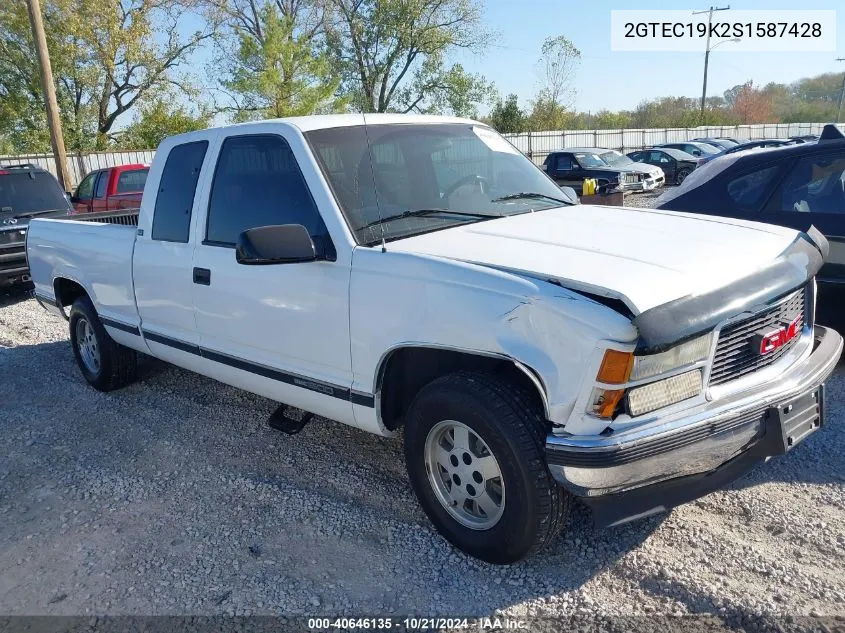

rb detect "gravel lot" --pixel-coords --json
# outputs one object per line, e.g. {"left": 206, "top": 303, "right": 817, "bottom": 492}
{"left": 2, "top": 192, "right": 845, "bottom": 624}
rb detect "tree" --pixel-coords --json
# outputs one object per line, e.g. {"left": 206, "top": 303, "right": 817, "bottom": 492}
{"left": 326, "top": 0, "right": 492, "bottom": 113}
{"left": 535, "top": 35, "right": 580, "bottom": 109}
{"left": 209, "top": 0, "right": 342, "bottom": 119}
{"left": 0, "top": 0, "right": 214, "bottom": 152}
{"left": 489, "top": 93, "right": 526, "bottom": 133}
{"left": 117, "top": 98, "right": 211, "bottom": 149}
{"left": 729, "top": 81, "right": 774, "bottom": 124}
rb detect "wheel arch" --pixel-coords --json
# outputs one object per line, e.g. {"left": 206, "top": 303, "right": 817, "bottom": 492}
{"left": 53, "top": 276, "right": 91, "bottom": 319}
{"left": 373, "top": 344, "right": 550, "bottom": 432}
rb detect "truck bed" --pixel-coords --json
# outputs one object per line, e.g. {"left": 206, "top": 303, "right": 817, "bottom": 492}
{"left": 27, "top": 213, "right": 140, "bottom": 332}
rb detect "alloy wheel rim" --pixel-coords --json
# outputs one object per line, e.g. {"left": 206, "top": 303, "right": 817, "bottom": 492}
{"left": 76, "top": 318, "right": 100, "bottom": 374}
{"left": 424, "top": 420, "right": 505, "bottom": 530}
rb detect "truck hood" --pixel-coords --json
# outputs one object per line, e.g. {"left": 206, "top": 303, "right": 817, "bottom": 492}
{"left": 388, "top": 205, "right": 801, "bottom": 314}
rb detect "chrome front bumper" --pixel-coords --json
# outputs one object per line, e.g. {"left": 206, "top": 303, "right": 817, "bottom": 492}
{"left": 546, "top": 326, "right": 843, "bottom": 507}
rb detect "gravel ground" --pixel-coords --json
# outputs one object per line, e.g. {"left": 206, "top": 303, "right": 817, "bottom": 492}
{"left": 1, "top": 193, "right": 844, "bottom": 624}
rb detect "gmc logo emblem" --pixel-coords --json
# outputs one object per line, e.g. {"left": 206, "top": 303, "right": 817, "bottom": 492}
{"left": 751, "top": 316, "right": 802, "bottom": 355}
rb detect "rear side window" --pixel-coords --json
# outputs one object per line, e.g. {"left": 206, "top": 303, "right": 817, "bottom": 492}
{"left": 94, "top": 171, "right": 108, "bottom": 198}
{"left": 116, "top": 168, "right": 148, "bottom": 194}
{"left": 151, "top": 141, "right": 208, "bottom": 242}
{"left": 727, "top": 166, "right": 779, "bottom": 207}
{"left": 206, "top": 134, "right": 324, "bottom": 246}
{"left": 554, "top": 155, "right": 573, "bottom": 170}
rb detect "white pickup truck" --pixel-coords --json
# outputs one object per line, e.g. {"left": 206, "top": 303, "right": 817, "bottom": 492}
{"left": 27, "top": 114, "right": 842, "bottom": 564}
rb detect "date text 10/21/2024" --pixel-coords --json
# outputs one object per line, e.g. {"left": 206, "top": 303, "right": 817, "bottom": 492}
{"left": 307, "top": 617, "right": 528, "bottom": 630}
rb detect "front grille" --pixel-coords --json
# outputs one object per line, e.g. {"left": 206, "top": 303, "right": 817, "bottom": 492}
{"left": 709, "top": 287, "right": 806, "bottom": 386}
{"left": 0, "top": 229, "right": 25, "bottom": 245}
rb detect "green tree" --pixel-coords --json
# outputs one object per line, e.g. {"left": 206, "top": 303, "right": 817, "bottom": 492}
{"left": 212, "top": 1, "right": 341, "bottom": 119}
{"left": 489, "top": 94, "right": 526, "bottom": 133}
{"left": 0, "top": 0, "right": 214, "bottom": 152}
{"left": 326, "top": 0, "right": 492, "bottom": 113}
{"left": 117, "top": 98, "right": 211, "bottom": 149}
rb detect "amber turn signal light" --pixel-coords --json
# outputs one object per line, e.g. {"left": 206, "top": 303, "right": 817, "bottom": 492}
{"left": 596, "top": 349, "right": 634, "bottom": 385}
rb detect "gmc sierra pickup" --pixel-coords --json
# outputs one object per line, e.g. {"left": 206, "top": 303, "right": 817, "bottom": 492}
{"left": 26, "top": 114, "right": 843, "bottom": 564}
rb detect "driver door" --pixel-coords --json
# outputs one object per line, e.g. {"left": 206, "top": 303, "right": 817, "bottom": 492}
{"left": 190, "top": 131, "right": 354, "bottom": 423}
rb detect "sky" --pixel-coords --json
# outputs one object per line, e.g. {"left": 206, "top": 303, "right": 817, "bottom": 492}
{"left": 450, "top": 0, "right": 845, "bottom": 113}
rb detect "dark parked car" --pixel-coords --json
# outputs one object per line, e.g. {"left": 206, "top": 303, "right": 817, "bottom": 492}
{"left": 657, "top": 124, "right": 845, "bottom": 284}
{"left": 542, "top": 149, "right": 641, "bottom": 194}
{"left": 654, "top": 141, "right": 720, "bottom": 158}
{"left": 627, "top": 148, "right": 700, "bottom": 185}
{"left": 0, "top": 163, "right": 72, "bottom": 289}
{"left": 698, "top": 139, "right": 797, "bottom": 165}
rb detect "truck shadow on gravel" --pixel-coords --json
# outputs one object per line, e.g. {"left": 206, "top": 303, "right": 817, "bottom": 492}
{"left": 0, "top": 286, "right": 34, "bottom": 308}
{"left": 1, "top": 338, "right": 843, "bottom": 616}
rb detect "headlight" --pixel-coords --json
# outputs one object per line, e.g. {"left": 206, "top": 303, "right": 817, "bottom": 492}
{"left": 627, "top": 369, "right": 703, "bottom": 417}
{"left": 630, "top": 333, "right": 711, "bottom": 381}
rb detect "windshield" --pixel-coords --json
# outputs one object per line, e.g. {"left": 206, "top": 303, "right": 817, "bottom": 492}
{"left": 692, "top": 144, "right": 720, "bottom": 155}
{"left": 0, "top": 171, "right": 69, "bottom": 215}
{"left": 305, "top": 123, "right": 570, "bottom": 245}
{"left": 600, "top": 151, "right": 632, "bottom": 167}
{"left": 573, "top": 152, "right": 608, "bottom": 168}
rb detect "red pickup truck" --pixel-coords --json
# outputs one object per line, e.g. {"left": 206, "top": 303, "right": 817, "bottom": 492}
{"left": 70, "top": 164, "right": 148, "bottom": 214}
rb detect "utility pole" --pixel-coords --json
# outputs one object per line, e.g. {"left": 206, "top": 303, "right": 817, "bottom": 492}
{"left": 693, "top": 6, "right": 730, "bottom": 124}
{"left": 26, "top": 0, "right": 71, "bottom": 191}
{"left": 837, "top": 58, "right": 845, "bottom": 123}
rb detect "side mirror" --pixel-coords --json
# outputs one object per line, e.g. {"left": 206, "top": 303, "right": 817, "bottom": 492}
{"left": 236, "top": 224, "right": 317, "bottom": 265}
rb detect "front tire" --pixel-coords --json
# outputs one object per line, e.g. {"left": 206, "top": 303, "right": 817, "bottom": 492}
{"left": 404, "top": 371, "right": 570, "bottom": 564}
{"left": 69, "top": 296, "right": 138, "bottom": 391}
{"left": 676, "top": 168, "right": 692, "bottom": 185}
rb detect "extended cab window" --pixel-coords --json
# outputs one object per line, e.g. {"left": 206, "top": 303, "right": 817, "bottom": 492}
{"left": 206, "top": 135, "right": 325, "bottom": 246}
{"left": 151, "top": 141, "right": 208, "bottom": 242}
{"left": 117, "top": 168, "right": 148, "bottom": 194}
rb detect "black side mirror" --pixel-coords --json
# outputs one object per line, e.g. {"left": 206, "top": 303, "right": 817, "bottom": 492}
{"left": 236, "top": 224, "right": 317, "bottom": 265}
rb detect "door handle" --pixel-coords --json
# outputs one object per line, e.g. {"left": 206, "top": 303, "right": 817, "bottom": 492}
{"left": 193, "top": 267, "right": 211, "bottom": 285}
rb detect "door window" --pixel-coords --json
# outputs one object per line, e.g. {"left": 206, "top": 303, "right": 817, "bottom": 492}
{"left": 151, "top": 141, "right": 208, "bottom": 242}
{"left": 76, "top": 172, "right": 96, "bottom": 200}
{"left": 206, "top": 135, "right": 325, "bottom": 246}
{"left": 94, "top": 171, "right": 108, "bottom": 199}
{"left": 776, "top": 153, "right": 845, "bottom": 214}
{"left": 649, "top": 151, "right": 672, "bottom": 164}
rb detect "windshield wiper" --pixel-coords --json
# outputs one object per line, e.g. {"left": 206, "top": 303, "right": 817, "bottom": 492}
{"left": 9, "top": 208, "right": 68, "bottom": 219}
{"left": 358, "top": 208, "right": 502, "bottom": 231}
{"left": 491, "top": 192, "right": 571, "bottom": 205}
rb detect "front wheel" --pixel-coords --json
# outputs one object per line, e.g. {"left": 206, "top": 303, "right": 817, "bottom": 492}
{"left": 676, "top": 168, "right": 692, "bottom": 185}
{"left": 403, "top": 371, "right": 570, "bottom": 564}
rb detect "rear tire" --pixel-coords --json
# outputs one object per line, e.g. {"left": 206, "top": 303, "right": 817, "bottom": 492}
{"left": 403, "top": 371, "right": 570, "bottom": 564}
{"left": 69, "top": 296, "right": 138, "bottom": 391}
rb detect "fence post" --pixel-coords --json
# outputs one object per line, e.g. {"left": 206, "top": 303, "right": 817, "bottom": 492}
{"left": 527, "top": 132, "right": 533, "bottom": 160}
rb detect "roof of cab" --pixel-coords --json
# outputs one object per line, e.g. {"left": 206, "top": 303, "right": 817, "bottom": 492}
{"left": 156, "top": 113, "right": 484, "bottom": 149}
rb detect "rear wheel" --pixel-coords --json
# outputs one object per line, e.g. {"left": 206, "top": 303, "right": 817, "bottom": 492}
{"left": 69, "top": 296, "right": 138, "bottom": 391}
{"left": 676, "top": 168, "right": 692, "bottom": 185}
{"left": 403, "top": 371, "right": 570, "bottom": 564}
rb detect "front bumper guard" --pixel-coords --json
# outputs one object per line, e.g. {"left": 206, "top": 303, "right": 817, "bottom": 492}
{"left": 545, "top": 326, "right": 843, "bottom": 527}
